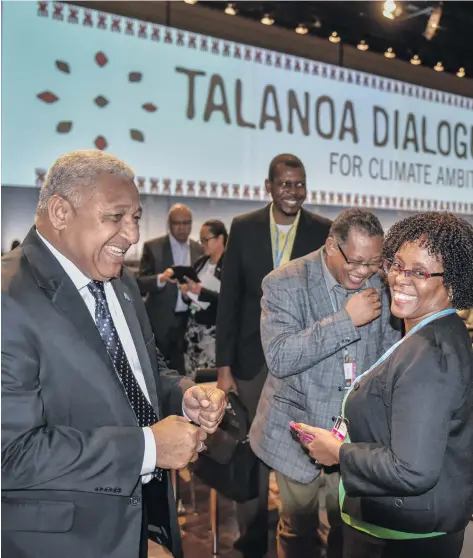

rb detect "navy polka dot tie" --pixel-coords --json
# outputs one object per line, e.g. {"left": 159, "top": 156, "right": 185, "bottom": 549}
{"left": 87, "top": 281, "right": 159, "bottom": 428}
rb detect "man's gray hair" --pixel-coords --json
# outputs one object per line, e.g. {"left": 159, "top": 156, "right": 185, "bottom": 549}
{"left": 36, "top": 150, "right": 135, "bottom": 216}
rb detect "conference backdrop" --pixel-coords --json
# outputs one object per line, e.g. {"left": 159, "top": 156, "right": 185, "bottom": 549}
{"left": 2, "top": 1, "right": 473, "bottom": 215}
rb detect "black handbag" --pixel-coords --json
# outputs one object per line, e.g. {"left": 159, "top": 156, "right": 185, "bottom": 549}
{"left": 190, "top": 391, "right": 259, "bottom": 503}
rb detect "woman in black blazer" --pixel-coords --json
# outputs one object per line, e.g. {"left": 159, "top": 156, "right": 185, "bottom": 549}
{"left": 179, "top": 219, "right": 227, "bottom": 376}
{"left": 297, "top": 212, "right": 473, "bottom": 558}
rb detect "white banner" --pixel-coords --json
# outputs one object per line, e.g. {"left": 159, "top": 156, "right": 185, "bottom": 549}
{"left": 2, "top": 1, "right": 472, "bottom": 214}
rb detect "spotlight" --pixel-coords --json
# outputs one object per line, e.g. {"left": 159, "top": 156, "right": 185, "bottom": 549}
{"left": 295, "top": 24, "right": 308, "bottom": 35}
{"left": 434, "top": 61, "right": 444, "bottom": 72}
{"left": 457, "top": 67, "right": 465, "bottom": 78}
{"left": 261, "top": 14, "right": 274, "bottom": 25}
{"left": 329, "top": 32, "right": 341, "bottom": 43}
{"left": 424, "top": 5, "right": 442, "bottom": 40}
{"left": 357, "top": 40, "right": 369, "bottom": 51}
{"left": 383, "top": 0, "right": 396, "bottom": 19}
{"left": 224, "top": 3, "right": 236, "bottom": 15}
{"left": 384, "top": 47, "right": 396, "bottom": 59}
{"left": 410, "top": 54, "right": 421, "bottom": 65}
{"left": 184, "top": 0, "right": 198, "bottom": 4}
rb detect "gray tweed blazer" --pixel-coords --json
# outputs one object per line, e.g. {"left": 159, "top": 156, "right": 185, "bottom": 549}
{"left": 249, "top": 248, "right": 401, "bottom": 484}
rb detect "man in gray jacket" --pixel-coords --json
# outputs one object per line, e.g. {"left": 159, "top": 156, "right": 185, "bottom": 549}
{"left": 250, "top": 208, "right": 401, "bottom": 558}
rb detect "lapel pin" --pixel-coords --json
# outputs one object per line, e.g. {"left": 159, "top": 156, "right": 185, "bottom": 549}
{"left": 124, "top": 292, "right": 131, "bottom": 302}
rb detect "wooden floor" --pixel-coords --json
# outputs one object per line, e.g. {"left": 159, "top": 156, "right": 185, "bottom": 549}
{"left": 162, "top": 470, "right": 473, "bottom": 558}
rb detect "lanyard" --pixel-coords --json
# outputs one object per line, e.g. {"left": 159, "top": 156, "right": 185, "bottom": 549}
{"left": 342, "top": 308, "right": 457, "bottom": 415}
{"left": 274, "top": 227, "right": 293, "bottom": 268}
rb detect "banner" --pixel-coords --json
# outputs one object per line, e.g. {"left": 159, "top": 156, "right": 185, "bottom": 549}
{"left": 2, "top": 1, "right": 472, "bottom": 213}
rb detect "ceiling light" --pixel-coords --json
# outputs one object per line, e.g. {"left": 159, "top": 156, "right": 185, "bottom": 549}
{"left": 295, "top": 24, "right": 308, "bottom": 35}
{"left": 382, "top": 0, "right": 396, "bottom": 19}
{"left": 424, "top": 5, "right": 442, "bottom": 40}
{"left": 224, "top": 3, "right": 236, "bottom": 15}
{"left": 261, "top": 14, "right": 274, "bottom": 25}
{"left": 184, "top": 0, "right": 198, "bottom": 4}
{"left": 329, "top": 32, "right": 341, "bottom": 44}
{"left": 357, "top": 40, "right": 369, "bottom": 51}
{"left": 434, "top": 61, "right": 444, "bottom": 72}
{"left": 457, "top": 67, "right": 466, "bottom": 78}
{"left": 384, "top": 47, "right": 396, "bottom": 59}
{"left": 410, "top": 54, "right": 421, "bottom": 65}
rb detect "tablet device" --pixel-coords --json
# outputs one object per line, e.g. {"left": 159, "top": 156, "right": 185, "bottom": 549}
{"left": 172, "top": 265, "right": 200, "bottom": 284}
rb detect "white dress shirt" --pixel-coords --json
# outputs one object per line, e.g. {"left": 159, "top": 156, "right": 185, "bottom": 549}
{"left": 157, "top": 234, "right": 191, "bottom": 312}
{"left": 37, "top": 232, "right": 156, "bottom": 482}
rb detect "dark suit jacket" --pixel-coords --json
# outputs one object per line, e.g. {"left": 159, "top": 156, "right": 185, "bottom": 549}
{"left": 1, "top": 228, "right": 189, "bottom": 558}
{"left": 136, "top": 235, "right": 203, "bottom": 349}
{"left": 216, "top": 205, "right": 331, "bottom": 380}
{"left": 340, "top": 313, "right": 473, "bottom": 535}
{"left": 183, "top": 254, "right": 224, "bottom": 327}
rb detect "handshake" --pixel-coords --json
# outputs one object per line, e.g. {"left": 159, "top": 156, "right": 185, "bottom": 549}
{"left": 151, "top": 385, "right": 226, "bottom": 470}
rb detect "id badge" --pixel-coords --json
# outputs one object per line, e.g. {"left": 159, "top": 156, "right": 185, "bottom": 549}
{"left": 331, "top": 416, "right": 348, "bottom": 441}
{"left": 343, "top": 361, "right": 357, "bottom": 387}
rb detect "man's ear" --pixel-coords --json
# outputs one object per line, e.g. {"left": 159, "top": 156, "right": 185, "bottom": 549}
{"left": 325, "top": 235, "right": 337, "bottom": 256}
{"left": 48, "top": 195, "right": 73, "bottom": 231}
{"left": 264, "top": 179, "right": 271, "bottom": 196}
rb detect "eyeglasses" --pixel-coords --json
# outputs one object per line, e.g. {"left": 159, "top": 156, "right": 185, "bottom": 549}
{"left": 200, "top": 236, "right": 216, "bottom": 245}
{"left": 170, "top": 220, "right": 192, "bottom": 226}
{"left": 337, "top": 244, "right": 382, "bottom": 270}
{"left": 382, "top": 260, "right": 444, "bottom": 282}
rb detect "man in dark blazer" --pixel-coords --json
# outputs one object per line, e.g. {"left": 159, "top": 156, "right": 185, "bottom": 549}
{"left": 137, "top": 204, "right": 204, "bottom": 375}
{"left": 216, "top": 153, "right": 331, "bottom": 558}
{"left": 1, "top": 150, "right": 226, "bottom": 558}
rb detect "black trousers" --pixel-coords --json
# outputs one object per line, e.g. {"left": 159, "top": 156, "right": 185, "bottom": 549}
{"left": 139, "top": 480, "right": 172, "bottom": 558}
{"left": 166, "top": 312, "right": 189, "bottom": 376}
{"left": 343, "top": 523, "right": 465, "bottom": 558}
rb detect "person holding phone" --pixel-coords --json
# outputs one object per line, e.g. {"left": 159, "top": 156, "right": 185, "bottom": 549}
{"left": 299, "top": 212, "right": 473, "bottom": 558}
{"left": 179, "top": 220, "right": 227, "bottom": 377}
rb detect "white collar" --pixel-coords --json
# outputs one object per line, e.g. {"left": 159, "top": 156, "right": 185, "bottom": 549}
{"left": 36, "top": 230, "right": 92, "bottom": 291}
{"left": 169, "top": 234, "right": 190, "bottom": 249}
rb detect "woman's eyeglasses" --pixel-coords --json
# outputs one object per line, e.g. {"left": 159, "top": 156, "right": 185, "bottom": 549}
{"left": 200, "top": 236, "right": 216, "bottom": 245}
{"left": 382, "top": 259, "right": 444, "bottom": 282}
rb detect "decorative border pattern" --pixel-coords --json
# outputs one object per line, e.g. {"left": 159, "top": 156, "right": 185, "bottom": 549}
{"left": 34, "top": 169, "right": 473, "bottom": 215}
{"left": 33, "top": 3, "right": 473, "bottom": 214}
{"left": 37, "top": 1, "right": 473, "bottom": 110}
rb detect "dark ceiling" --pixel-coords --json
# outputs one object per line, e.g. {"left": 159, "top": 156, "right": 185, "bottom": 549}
{"left": 198, "top": 1, "right": 473, "bottom": 78}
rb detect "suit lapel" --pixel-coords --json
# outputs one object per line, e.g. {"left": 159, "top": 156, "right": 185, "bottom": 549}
{"left": 190, "top": 241, "right": 201, "bottom": 265}
{"left": 291, "top": 209, "right": 313, "bottom": 260}
{"left": 163, "top": 236, "right": 174, "bottom": 267}
{"left": 255, "top": 205, "right": 274, "bottom": 273}
{"left": 308, "top": 251, "right": 346, "bottom": 372}
{"left": 112, "top": 280, "right": 161, "bottom": 417}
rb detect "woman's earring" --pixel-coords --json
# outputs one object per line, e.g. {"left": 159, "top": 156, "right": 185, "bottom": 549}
{"left": 448, "top": 288, "right": 453, "bottom": 302}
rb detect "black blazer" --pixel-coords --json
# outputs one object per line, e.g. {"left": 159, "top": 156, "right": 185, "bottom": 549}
{"left": 1, "top": 228, "right": 190, "bottom": 558}
{"left": 184, "top": 254, "right": 224, "bottom": 327}
{"left": 216, "top": 205, "right": 331, "bottom": 380}
{"left": 340, "top": 313, "right": 473, "bottom": 535}
{"left": 136, "top": 235, "right": 203, "bottom": 347}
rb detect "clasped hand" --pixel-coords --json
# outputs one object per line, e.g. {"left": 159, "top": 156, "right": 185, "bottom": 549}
{"left": 297, "top": 424, "right": 343, "bottom": 467}
{"left": 152, "top": 386, "right": 226, "bottom": 470}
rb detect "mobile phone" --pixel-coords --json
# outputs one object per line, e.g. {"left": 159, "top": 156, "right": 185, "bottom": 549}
{"left": 289, "top": 421, "right": 314, "bottom": 443}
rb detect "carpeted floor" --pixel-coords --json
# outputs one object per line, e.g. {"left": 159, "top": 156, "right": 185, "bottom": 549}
{"left": 155, "top": 470, "right": 473, "bottom": 558}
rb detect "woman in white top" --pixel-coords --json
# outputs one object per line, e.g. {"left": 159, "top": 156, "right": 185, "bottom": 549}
{"left": 179, "top": 220, "right": 227, "bottom": 377}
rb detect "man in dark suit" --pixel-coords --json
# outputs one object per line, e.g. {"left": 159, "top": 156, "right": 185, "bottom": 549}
{"left": 1, "top": 150, "right": 226, "bottom": 558}
{"left": 137, "top": 204, "right": 204, "bottom": 375}
{"left": 216, "top": 153, "right": 332, "bottom": 558}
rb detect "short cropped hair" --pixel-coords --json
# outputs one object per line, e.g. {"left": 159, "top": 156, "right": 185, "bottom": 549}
{"left": 330, "top": 208, "right": 384, "bottom": 243}
{"left": 36, "top": 150, "right": 135, "bottom": 216}
{"left": 268, "top": 154, "right": 305, "bottom": 182}
{"left": 382, "top": 212, "right": 473, "bottom": 310}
